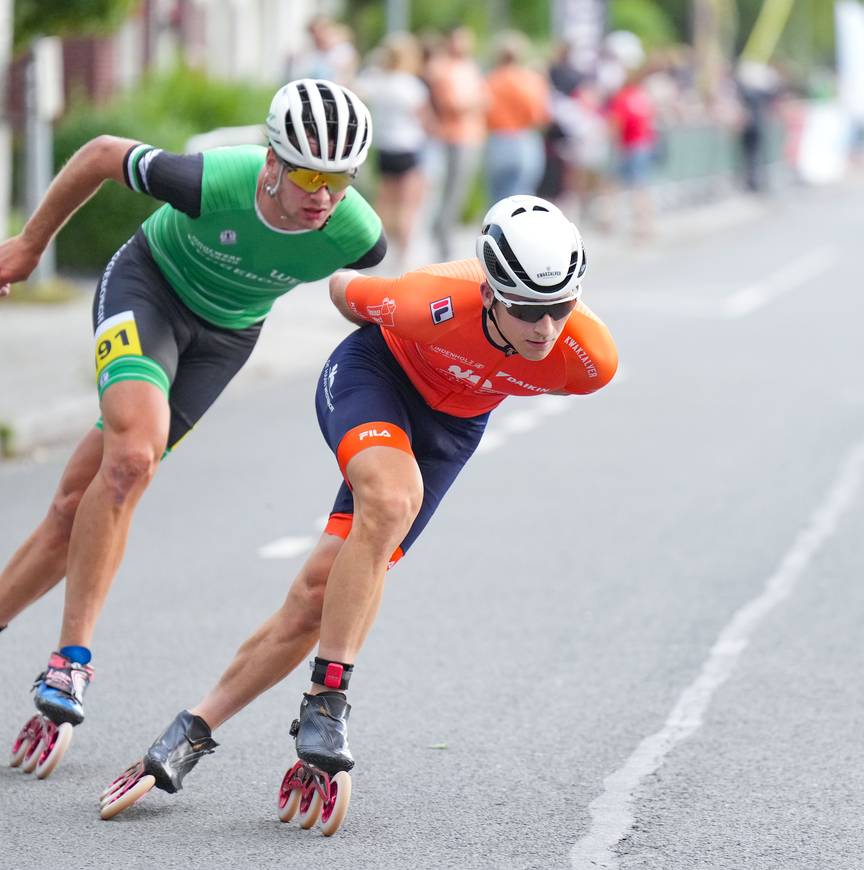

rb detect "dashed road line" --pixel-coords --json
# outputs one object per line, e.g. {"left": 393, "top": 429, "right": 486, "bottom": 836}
{"left": 722, "top": 246, "right": 837, "bottom": 318}
{"left": 258, "top": 536, "right": 315, "bottom": 559}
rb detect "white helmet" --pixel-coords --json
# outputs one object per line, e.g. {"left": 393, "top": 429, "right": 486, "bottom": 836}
{"left": 476, "top": 196, "right": 587, "bottom": 304}
{"left": 266, "top": 79, "right": 372, "bottom": 172}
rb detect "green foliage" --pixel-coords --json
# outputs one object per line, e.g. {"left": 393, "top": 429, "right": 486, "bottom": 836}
{"left": 52, "top": 67, "right": 273, "bottom": 271}
{"left": 14, "top": 0, "right": 137, "bottom": 51}
{"left": 609, "top": 0, "right": 678, "bottom": 51}
{"left": 659, "top": 0, "right": 691, "bottom": 41}
{"left": 131, "top": 66, "right": 273, "bottom": 135}
{"left": 732, "top": 0, "right": 835, "bottom": 87}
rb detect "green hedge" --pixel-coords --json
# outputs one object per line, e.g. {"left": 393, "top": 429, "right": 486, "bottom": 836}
{"left": 53, "top": 67, "right": 273, "bottom": 271}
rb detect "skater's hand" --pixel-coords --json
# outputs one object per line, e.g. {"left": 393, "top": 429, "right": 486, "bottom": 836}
{"left": 0, "top": 235, "right": 43, "bottom": 299}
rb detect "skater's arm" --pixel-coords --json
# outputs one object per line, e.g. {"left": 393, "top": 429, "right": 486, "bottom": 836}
{"left": 558, "top": 303, "right": 618, "bottom": 394}
{"left": 0, "top": 135, "right": 137, "bottom": 295}
{"left": 329, "top": 270, "right": 377, "bottom": 326}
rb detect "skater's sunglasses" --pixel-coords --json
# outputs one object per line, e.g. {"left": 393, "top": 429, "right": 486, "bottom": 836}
{"left": 499, "top": 298, "right": 579, "bottom": 323}
{"left": 283, "top": 163, "right": 357, "bottom": 193}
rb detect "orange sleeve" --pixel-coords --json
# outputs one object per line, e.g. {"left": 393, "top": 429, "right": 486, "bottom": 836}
{"left": 558, "top": 302, "right": 618, "bottom": 394}
{"left": 344, "top": 260, "right": 485, "bottom": 344}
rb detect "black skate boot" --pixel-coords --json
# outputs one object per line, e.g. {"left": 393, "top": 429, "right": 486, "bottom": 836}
{"left": 290, "top": 692, "right": 354, "bottom": 774}
{"left": 143, "top": 710, "right": 219, "bottom": 793}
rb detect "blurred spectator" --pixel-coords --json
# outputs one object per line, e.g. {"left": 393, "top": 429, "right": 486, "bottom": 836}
{"left": 551, "top": 74, "right": 611, "bottom": 221}
{"left": 539, "top": 41, "right": 582, "bottom": 203}
{"left": 548, "top": 40, "right": 582, "bottom": 96}
{"left": 641, "top": 49, "right": 690, "bottom": 125}
{"left": 287, "top": 15, "right": 358, "bottom": 85}
{"left": 424, "top": 26, "right": 487, "bottom": 260}
{"left": 598, "top": 30, "right": 645, "bottom": 99}
{"left": 607, "top": 68, "right": 657, "bottom": 240}
{"left": 604, "top": 32, "right": 657, "bottom": 241}
{"left": 357, "top": 34, "right": 433, "bottom": 270}
{"left": 483, "top": 30, "right": 550, "bottom": 206}
{"left": 735, "top": 60, "right": 783, "bottom": 192}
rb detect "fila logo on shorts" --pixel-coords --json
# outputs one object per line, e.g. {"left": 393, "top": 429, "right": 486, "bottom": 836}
{"left": 430, "top": 297, "right": 454, "bottom": 324}
{"left": 336, "top": 422, "right": 412, "bottom": 478}
{"left": 358, "top": 428, "right": 391, "bottom": 440}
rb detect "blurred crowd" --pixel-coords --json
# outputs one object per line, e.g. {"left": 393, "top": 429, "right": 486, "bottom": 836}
{"left": 286, "top": 16, "right": 796, "bottom": 264}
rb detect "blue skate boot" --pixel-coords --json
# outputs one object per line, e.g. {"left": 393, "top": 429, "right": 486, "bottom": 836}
{"left": 33, "top": 650, "right": 94, "bottom": 726}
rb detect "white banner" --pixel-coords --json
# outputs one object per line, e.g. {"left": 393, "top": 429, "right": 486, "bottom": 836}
{"left": 552, "top": 0, "right": 608, "bottom": 73}
{"left": 836, "top": 0, "right": 864, "bottom": 120}
{"left": 34, "top": 37, "right": 64, "bottom": 121}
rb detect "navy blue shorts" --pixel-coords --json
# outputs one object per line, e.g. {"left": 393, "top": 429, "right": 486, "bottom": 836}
{"left": 315, "top": 325, "right": 489, "bottom": 557}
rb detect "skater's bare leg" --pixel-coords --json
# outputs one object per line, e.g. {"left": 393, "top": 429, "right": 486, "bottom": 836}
{"left": 0, "top": 428, "right": 103, "bottom": 626}
{"left": 313, "top": 446, "right": 421, "bottom": 679}
{"left": 191, "top": 534, "right": 344, "bottom": 730}
{"left": 60, "top": 381, "right": 168, "bottom": 647}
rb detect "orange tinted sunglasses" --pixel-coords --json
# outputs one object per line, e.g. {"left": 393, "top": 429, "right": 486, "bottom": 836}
{"left": 285, "top": 165, "right": 356, "bottom": 193}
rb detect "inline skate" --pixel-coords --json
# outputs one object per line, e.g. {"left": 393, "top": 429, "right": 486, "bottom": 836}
{"left": 277, "top": 691, "right": 354, "bottom": 836}
{"left": 9, "top": 651, "right": 93, "bottom": 779}
{"left": 99, "top": 709, "right": 217, "bottom": 819}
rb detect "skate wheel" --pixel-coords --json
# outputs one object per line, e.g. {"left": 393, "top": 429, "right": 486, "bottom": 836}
{"left": 9, "top": 735, "right": 30, "bottom": 768}
{"left": 35, "top": 722, "right": 74, "bottom": 780}
{"left": 320, "top": 770, "right": 351, "bottom": 836}
{"left": 9, "top": 716, "right": 40, "bottom": 768}
{"left": 99, "top": 761, "right": 147, "bottom": 807}
{"left": 99, "top": 762, "right": 141, "bottom": 801}
{"left": 277, "top": 764, "right": 304, "bottom": 822}
{"left": 100, "top": 774, "right": 156, "bottom": 820}
{"left": 20, "top": 718, "right": 46, "bottom": 773}
{"left": 278, "top": 783, "right": 303, "bottom": 822}
{"left": 298, "top": 785, "right": 323, "bottom": 829}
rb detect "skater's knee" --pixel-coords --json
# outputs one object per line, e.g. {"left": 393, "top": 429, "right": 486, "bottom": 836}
{"left": 286, "top": 573, "right": 327, "bottom": 634}
{"left": 99, "top": 445, "right": 159, "bottom": 503}
{"left": 354, "top": 483, "right": 421, "bottom": 547}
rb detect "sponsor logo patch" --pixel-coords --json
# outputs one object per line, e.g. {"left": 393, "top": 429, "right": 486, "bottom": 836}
{"left": 359, "top": 429, "right": 392, "bottom": 440}
{"left": 220, "top": 229, "right": 237, "bottom": 245}
{"left": 536, "top": 267, "right": 562, "bottom": 279}
{"left": 430, "top": 296, "right": 454, "bottom": 324}
{"left": 367, "top": 297, "right": 396, "bottom": 327}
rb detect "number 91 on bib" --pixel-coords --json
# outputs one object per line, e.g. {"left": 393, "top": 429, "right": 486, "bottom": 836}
{"left": 94, "top": 311, "right": 143, "bottom": 376}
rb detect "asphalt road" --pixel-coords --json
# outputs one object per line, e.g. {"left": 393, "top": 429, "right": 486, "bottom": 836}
{"left": 1, "top": 179, "right": 862, "bottom": 870}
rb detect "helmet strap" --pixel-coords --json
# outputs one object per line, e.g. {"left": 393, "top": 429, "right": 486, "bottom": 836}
{"left": 484, "top": 304, "right": 517, "bottom": 356}
{"left": 264, "top": 161, "right": 286, "bottom": 197}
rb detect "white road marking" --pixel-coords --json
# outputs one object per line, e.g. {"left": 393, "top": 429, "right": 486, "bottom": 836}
{"left": 257, "top": 536, "right": 315, "bottom": 559}
{"left": 722, "top": 246, "right": 837, "bottom": 317}
{"left": 570, "top": 440, "right": 864, "bottom": 870}
{"left": 598, "top": 247, "right": 837, "bottom": 319}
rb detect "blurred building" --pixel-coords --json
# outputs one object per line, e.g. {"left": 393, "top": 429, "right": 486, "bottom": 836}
{"left": 10, "top": 0, "right": 321, "bottom": 123}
